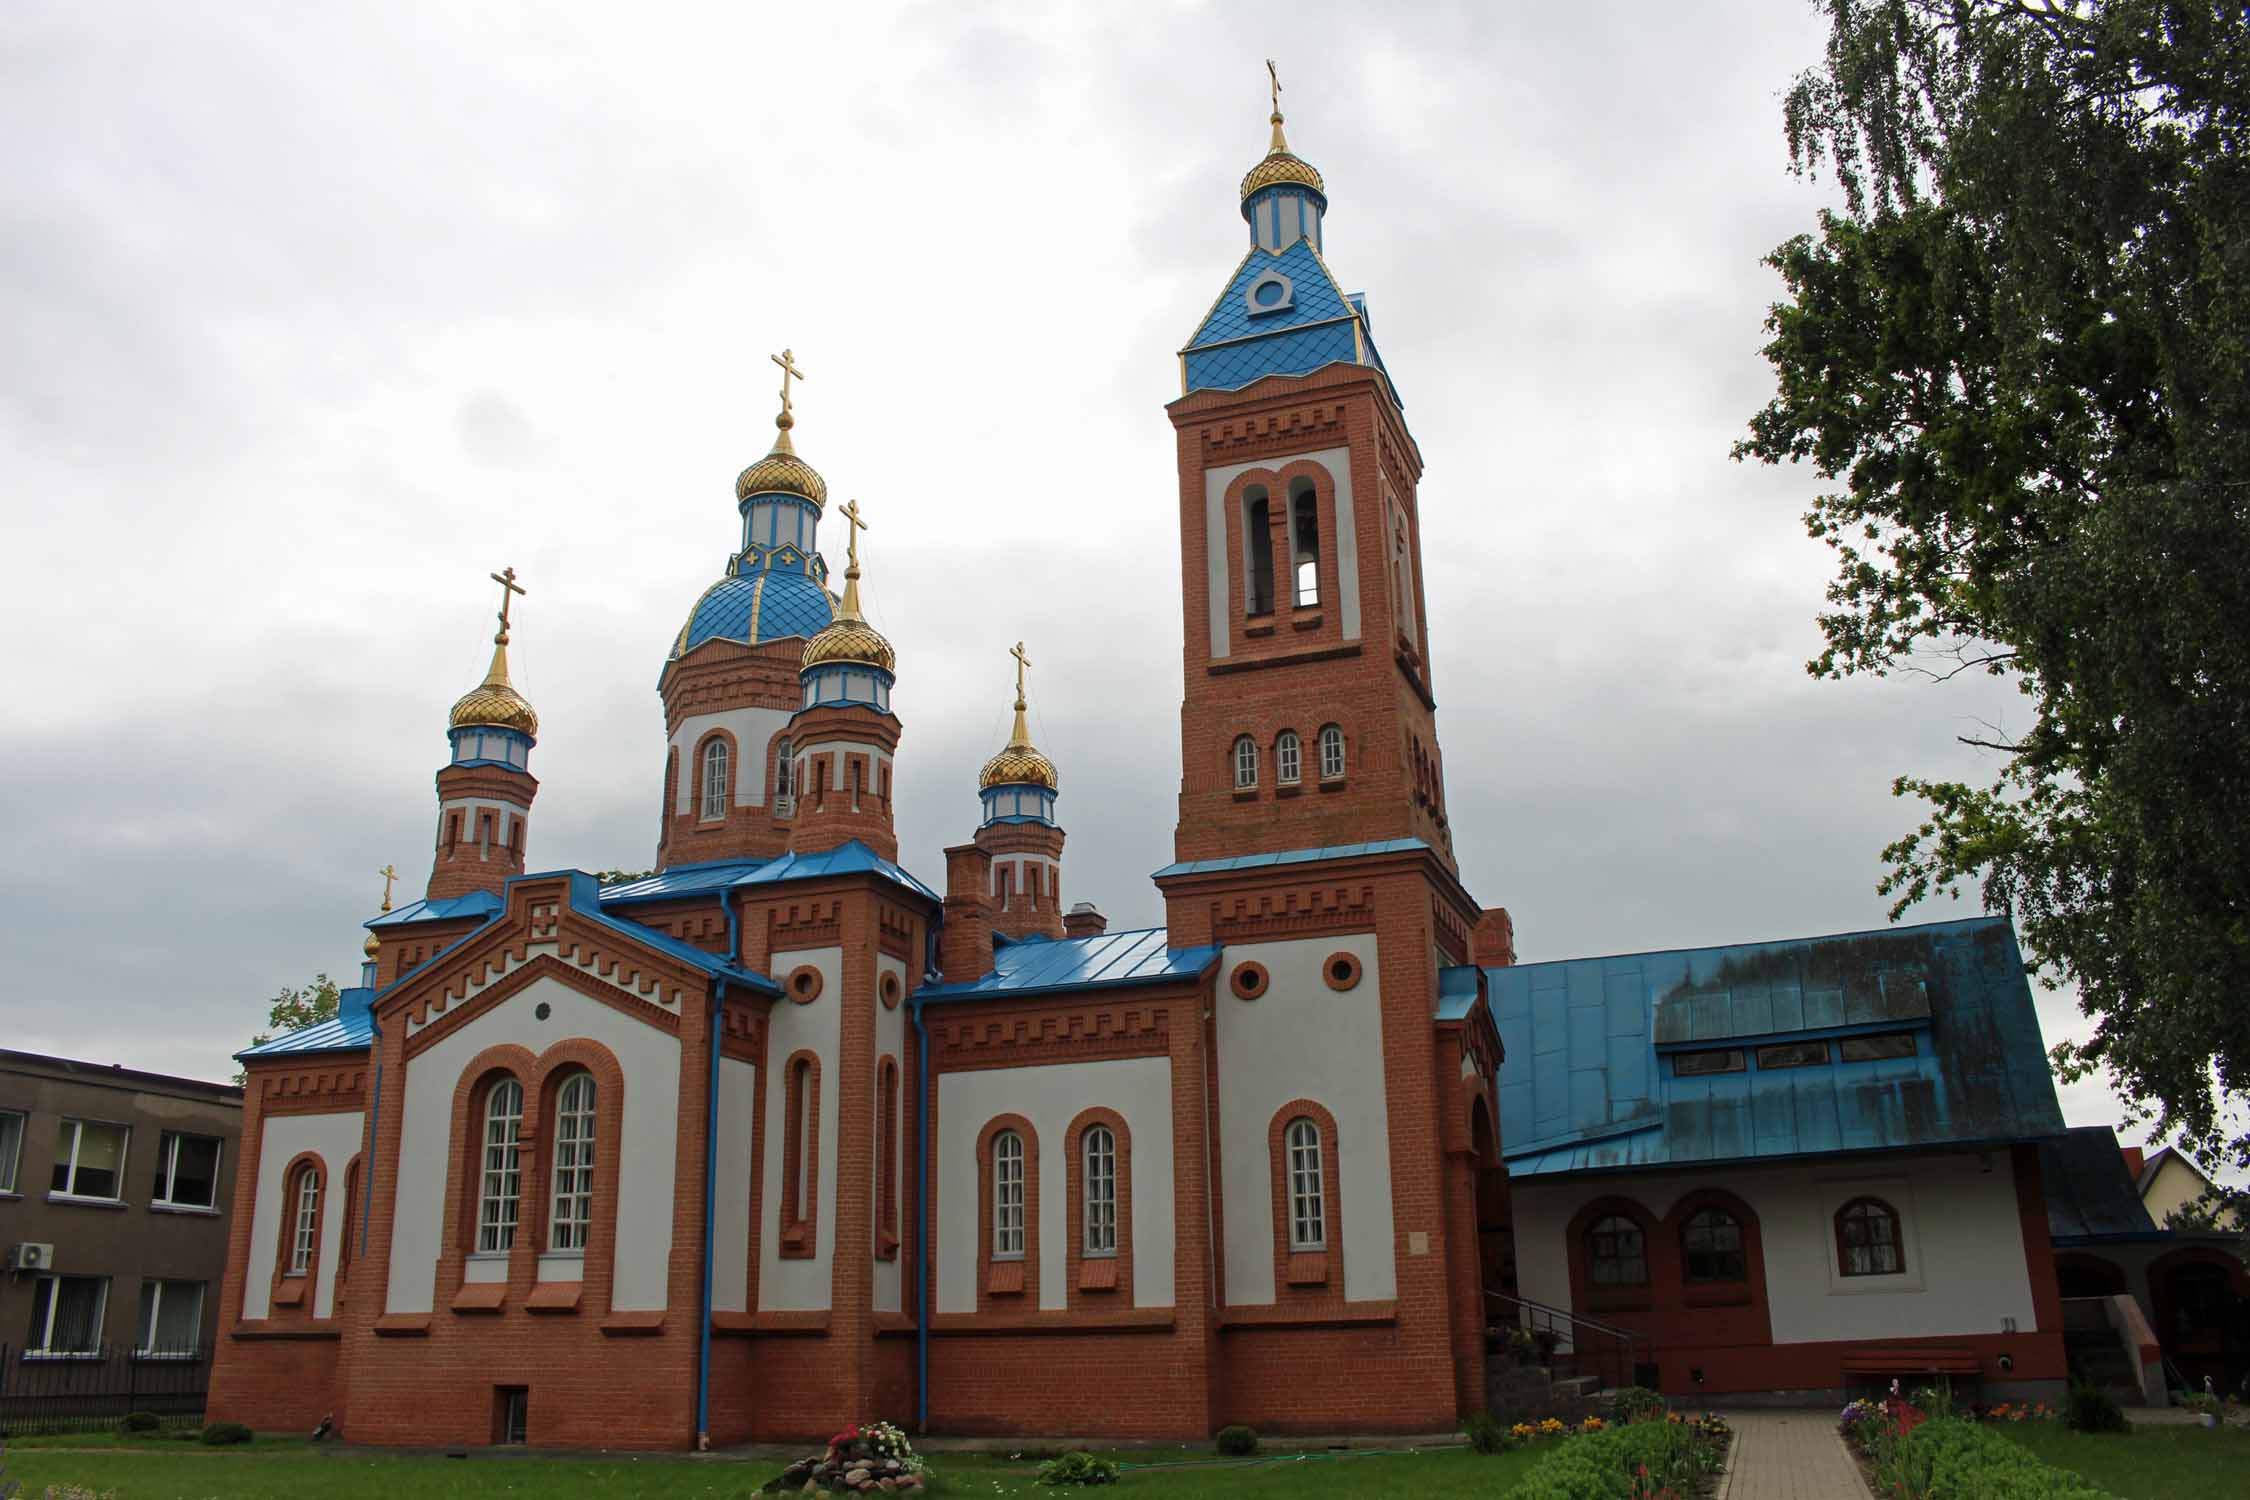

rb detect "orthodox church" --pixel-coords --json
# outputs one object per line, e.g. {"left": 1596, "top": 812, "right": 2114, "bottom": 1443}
{"left": 209, "top": 85, "right": 2083, "bottom": 1449}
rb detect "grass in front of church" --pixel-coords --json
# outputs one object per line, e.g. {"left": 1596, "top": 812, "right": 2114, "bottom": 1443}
{"left": 1993, "top": 1419, "right": 2250, "bottom": 1500}
{"left": 2, "top": 1435, "right": 1547, "bottom": 1500}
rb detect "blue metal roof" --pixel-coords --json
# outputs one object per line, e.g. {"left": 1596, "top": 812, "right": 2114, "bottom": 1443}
{"left": 600, "top": 858, "right": 771, "bottom": 905}
{"left": 2043, "top": 1126, "right": 2164, "bottom": 1244}
{"left": 239, "top": 986, "right": 377, "bottom": 1059}
{"left": 1181, "top": 238, "right": 1399, "bottom": 401}
{"left": 367, "top": 890, "right": 503, "bottom": 929}
{"left": 1153, "top": 838, "right": 1431, "bottom": 880}
{"left": 917, "top": 926, "right": 1220, "bottom": 1002}
{"left": 729, "top": 842, "right": 940, "bottom": 905}
{"left": 674, "top": 564, "right": 835, "bottom": 659}
{"left": 1493, "top": 917, "right": 2065, "bottom": 1179}
{"left": 1437, "top": 964, "right": 1482, "bottom": 1022}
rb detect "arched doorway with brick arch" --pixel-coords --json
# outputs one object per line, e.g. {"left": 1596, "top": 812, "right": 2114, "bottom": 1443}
{"left": 2149, "top": 1247, "right": 2250, "bottom": 1397}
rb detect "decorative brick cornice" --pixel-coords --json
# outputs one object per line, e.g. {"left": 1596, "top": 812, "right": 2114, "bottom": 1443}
{"left": 404, "top": 953, "right": 685, "bottom": 1058}
{"left": 719, "top": 999, "right": 768, "bottom": 1063}
{"left": 769, "top": 897, "right": 843, "bottom": 948}
{"left": 932, "top": 1003, "right": 1170, "bottom": 1069}
{"left": 1196, "top": 402, "right": 1348, "bottom": 463}
{"left": 252, "top": 1063, "right": 369, "bottom": 1115}
{"left": 1208, "top": 884, "right": 1377, "bottom": 943}
{"left": 876, "top": 902, "right": 917, "bottom": 961}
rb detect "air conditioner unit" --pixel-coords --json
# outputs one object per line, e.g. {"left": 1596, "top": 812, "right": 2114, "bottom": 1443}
{"left": 8, "top": 1243, "right": 54, "bottom": 1273}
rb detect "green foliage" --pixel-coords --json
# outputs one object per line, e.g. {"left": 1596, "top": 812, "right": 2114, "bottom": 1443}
{"left": 1877, "top": 1415, "right": 2117, "bottom": 1499}
{"left": 1604, "top": 1386, "right": 1666, "bottom": 1425}
{"left": 593, "top": 869, "right": 655, "bottom": 886}
{"left": 1508, "top": 1418, "right": 1723, "bottom": 1500}
{"left": 241, "top": 974, "right": 342, "bottom": 1079}
{"left": 1737, "top": 0, "right": 2250, "bottom": 1171}
{"left": 199, "top": 1422, "right": 253, "bottom": 1447}
{"left": 1036, "top": 1452, "right": 1120, "bottom": 1486}
{"left": 1464, "top": 1411, "right": 1516, "bottom": 1454}
{"left": 119, "top": 1412, "right": 159, "bottom": 1434}
{"left": 2065, "top": 1384, "right": 2131, "bottom": 1435}
{"left": 1215, "top": 1425, "right": 1258, "bottom": 1456}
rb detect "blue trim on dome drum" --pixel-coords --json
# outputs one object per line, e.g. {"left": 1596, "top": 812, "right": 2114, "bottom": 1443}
{"left": 798, "top": 662, "right": 895, "bottom": 715}
{"left": 449, "top": 725, "right": 534, "bottom": 765}
{"left": 980, "top": 785, "right": 1057, "bottom": 827}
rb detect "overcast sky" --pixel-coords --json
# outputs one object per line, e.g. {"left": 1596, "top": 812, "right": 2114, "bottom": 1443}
{"left": 0, "top": 1, "right": 2165, "bottom": 1149}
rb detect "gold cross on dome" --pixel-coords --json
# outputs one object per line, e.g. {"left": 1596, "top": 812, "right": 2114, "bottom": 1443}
{"left": 772, "top": 348, "right": 806, "bottom": 419}
{"left": 1267, "top": 58, "right": 1282, "bottom": 114}
{"left": 840, "top": 496, "right": 868, "bottom": 568}
{"left": 489, "top": 566, "right": 527, "bottom": 641}
{"left": 377, "top": 863, "right": 399, "bottom": 913}
{"left": 1011, "top": 640, "right": 1031, "bottom": 701}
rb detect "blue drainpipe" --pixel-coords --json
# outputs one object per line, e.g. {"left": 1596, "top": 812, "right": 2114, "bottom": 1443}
{"left": 359, "top": 1013, "right": 381, "bottom": 1262}
{"left": 912, "top": 993, "right": 931, "bottom": 1431}
{"left": 697, "top": 895, "right": 742, "bottom": 1450}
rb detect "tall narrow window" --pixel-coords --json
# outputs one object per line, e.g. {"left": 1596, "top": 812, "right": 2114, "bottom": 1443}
{"left": 548, "top": 1072, "right": 596, "bottom": 1252}
{"left": 774, "top": 737, "right": 794, "bottom": 808}
{"left": 1318, "top": 724, "right": 1346, "bottom": 780}
{"left": 1391, "top": 505, "right": 1417, "bottom": 644}
{"left": 0, "top": 1110, "right": 23, "bottom": 1194}
{"left": 151, "top": 1131, "right": 221, "bottom": 1210}
{"left": 1233, "top": 735, "right": 1259, "bottom": 790}
{"left": 1285, "top": 1119, "right": 1325, "bottom": 1250}
{"left": 1244, "top": 489, "right": 1275, "bottom": 615}
{"left": 1275, "top": 730, "right": 1302, "bottom": 785}
{"left": 288, "top": 1165, "right": 322, "bottom": 1274}
{"left": 780, "top": 1053, "right": 818, "bottom": 1254}
{"left": 876, "top": 1058, "right": 899, "bottom": 1256}
{"left": 992, "top": 1130, "right": 1026, "bottom": 1259}
{"left": 700, "top": 739, "right": 730, "bottom": 820}
{"left": 338, "top": 1159, "right": 362, "bottom": 1278}
{"left": 1082, "top": 1126, "right": 1117, "bottom": 1256}
{"left": 477, "top": 1080, "right": 523, "bottom": 1253}
{"left": 1291, "top": 484, "right": 1321, "bottom": 606}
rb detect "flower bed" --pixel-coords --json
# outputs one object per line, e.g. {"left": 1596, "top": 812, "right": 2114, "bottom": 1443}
{"left": 1505, "top": 1408, "right": 1730, "bottom": 1498}
{"left": 760, "top": 1421, "right": 929, "bottom": 1495}
{"left": 1840, "top": 1386, "right": 2118, "bottom": 1500}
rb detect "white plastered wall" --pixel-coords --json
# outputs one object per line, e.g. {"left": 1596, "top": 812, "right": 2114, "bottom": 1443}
{"left": 935, "top": 1055, "right": 1176, "bottom": 1314}
{"left": 672, "top": 705, "right": 794, "bottom": 813}
{"left": 1216, "top": 932, "right": 1395, "bottom": 1305}
{"left": 384, "top": 973, "right": 682, "bottom": 1314}
{"left": 1201, "top": 445, "right": 1363, "bottom": 660}
{"left": 872, "top": 952, "right": 908, "bottom": 1314}
{"left": 1511, "top": 1152, "right": 2040, "bottom": 1344}
{"left": 760, "top": 945, "right": 841, "bottom": 1310}
{"left": 241, "top": 1110, "right": 364, "bottom": 1320}
{"left": 712, "top": 1055, "right": 758, "bottom": 1313}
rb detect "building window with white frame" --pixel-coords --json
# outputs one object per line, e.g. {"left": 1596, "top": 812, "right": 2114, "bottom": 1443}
{"left": 1275, "top": 730, "right": 1302, "bottom": 785}
{"left": 1835, "top": 1196, "right": 1905, "bottom": 1277}
{"left": 136, "top": 1279, "right": 205, "bottom": 1356}
{"left": 774, "top": 736, "right": 794, "bottom": 811}
{"left": 700, "top": 738, "right": 730, "bottom": 820}
{"left": 1285, "top": 1118, "right": 1325, "bottom": 1251}
{"left": 548, "top": 1072, "right": 596, "bottom": 1252}
{"left": 151, "top": 1131, "right": 221, "bottom": 1211}
{"left": 477, "top": 1079, "right": 523, "bottom": 1253}
{"left": 1318, "top": 723, "right": 1346, "bottom": 780}
{"left": 26, "top": 1274, "right": 107, "bottom": 1357}
{"left": 50, "top": 1119, "right": 128, "bottom": 1201}
{"left": 991, "top": 1129, "right": 1026, "bottom": 1259}
{"left": 287, "top": 1164, "right": 321, "bottom": 1275}
{"left": 1232, "top": 735, "right": 1258, "bottom": 790}
{"left": 1082, "top": 1125, "right": 1117, "bottom": 1257}
{"left": 0, "top": 1109, "right": 22, "bottom": 1194}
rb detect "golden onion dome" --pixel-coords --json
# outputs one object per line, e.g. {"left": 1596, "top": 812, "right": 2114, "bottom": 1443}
{"left": 735, "top": 426, "right": 829, "bottom": 506}
{"left": 978, "top": 643, "right": 1057, "bottom": 790}
{"left": 799, "top": 497, "right": 894, "bottom": 675}
{"left": 448, "top": 651, "right": 540, "bottom": 738}
{"left": 1240, "top": 109, "right": 1324, "bottom": 202}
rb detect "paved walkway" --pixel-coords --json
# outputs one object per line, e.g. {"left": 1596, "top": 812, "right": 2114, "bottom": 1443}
{"left": 1716, "top": 1410, "right": 1864, "bottom": 1500}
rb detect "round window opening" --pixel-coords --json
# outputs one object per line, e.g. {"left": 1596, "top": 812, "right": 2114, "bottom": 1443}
{"left": 534, "top": 1001, "right": 552, "bottom": 1021}
{"left": 1323, "top": 953, "right": 1362, "bottom": 992}
{"left": 787, "top": 965, "right": 824, "bottom": 1004}
{"left": 880, "top": 971, "right": 902, "bottom": 1010}
{"left": 1230, "top": 961, "right": 1270, "bottom": 1001}
{"left": 1245, "top": 271, "right": 1295, "bottom": 316}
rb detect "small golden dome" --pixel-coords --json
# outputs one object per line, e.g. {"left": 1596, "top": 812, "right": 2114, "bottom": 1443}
{"left": 1240, "top": 109, "right": 1324, "bottom": 202}
{"left": 448, "top": 671, "right": 540, "bottom": 738}
{"left": 978, "top": 642, "right": 1057, "bottom": 790}
{"left": 801, "top": 618, "right": 896, "bottom": 674}
{"left": 363, "top": 930, "right": 381, "bottom": 961}
{"left": 735, "top": 427, "right": 829, "bottom": 506}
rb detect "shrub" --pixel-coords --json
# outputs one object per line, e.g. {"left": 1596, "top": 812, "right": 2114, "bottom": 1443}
{"left": 1036, "top": 1452, "right": 1119, "bottom": 1486}
{"left": 1874, "top": 1415, "right": 2117, "bottom": 1500}
{"left": 200, "top": 1422, "right": 253, "bottom": 1446}
{"left": 2064, "top": 1384, "right": 2130, "bottom": 1435}
{"left": 1606, "top": 1386, "right": 1665, "bottom": 1425}
{"left": 1215, "top": 1425, "right": 1258, "bottom": 1456}
{"left": 1464, "top": 1411, "right": 1514, "bottom": 1454}
{"left": 121, "top": 1411, "right": 161, "bottom": 1433}
{"left": 1510, "top": 1416, "right": 1724, "bottom": 1500}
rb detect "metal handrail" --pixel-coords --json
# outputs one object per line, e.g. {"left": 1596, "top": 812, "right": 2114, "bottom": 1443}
{"left": 1484, "top": 1289, "right": 1654, "bottom": 1395}
{"left": 1487, "top": 1289, "right": 1648, "bottom": 1348}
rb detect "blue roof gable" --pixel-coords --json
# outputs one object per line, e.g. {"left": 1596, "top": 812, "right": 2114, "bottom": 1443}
{"left": 1181, "top": 238, "right": 1398, "bottom": 402}
{"left": 1492, "top": 917, "right": 2065, "bottom": 1179}
{"left": 917, "top": 926, "right": 1220, "bottom": 1002}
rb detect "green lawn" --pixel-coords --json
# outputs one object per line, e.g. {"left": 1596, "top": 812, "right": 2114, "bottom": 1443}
{"left": 1994, "top": 1420, "right": 2250, "bottom": 1500}
{"left": 0, "top": 1439, "right": 1545, "bottom": 1500}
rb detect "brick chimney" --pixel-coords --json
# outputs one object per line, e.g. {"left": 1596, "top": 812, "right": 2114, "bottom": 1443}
{"left": 1472, "top": 907, "right": 1516, "bottom": 967}
{"left": 939, "top": 843, "right": 994, "bottom": 984}
{"left": 1063, "top": 901, "right": 1107, "bottom": 939}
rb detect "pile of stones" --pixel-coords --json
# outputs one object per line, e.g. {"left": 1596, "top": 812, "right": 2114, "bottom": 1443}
{"left": 762, "top": 1422, "right": 929, "bottom": 1495}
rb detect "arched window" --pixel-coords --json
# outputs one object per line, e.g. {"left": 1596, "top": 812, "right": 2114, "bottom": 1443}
{"left": 1233, "top": 735, "right": 1259, "bottom": 790}
{"left": 288, "top": 1164, "right": 322, "bottom": 1275}
{"left": 1681, "top": 1207, "right": 1744, "bottom": 1283}
{"left": 1082, "top": 1125, "right": 1117, "bottom": 1257}
{"left": 1318, "top": 724, "right": 1346, "bottom": 780}
{"left": 1275, "top": 730, "right": 1302, "bottom": 785}
{"left": 1836, "top": 1197, "right": 1904, "bottom": 1276}
{"left": 548, "top": 1072, "right": 596, "bottom": 1252}
{"left": 477, "top": 1080, "right": 523, "bottom": 1254}
{"left": 1285, "top": 1118, "right": 1325, "bottom": 1251}
{"left": 1587, "top": 1214, "right": 1647, "bottom": 1285}
{"left": 780, "top": 1053, "right": 819, "bottom": 1256}
{"left": 1244, "top": 489, "right": 1275, "bottom": 616}
{"left": 992, "top": 1130, "right": 1026, "bottom": 1259}
{"left": 1391, "top": 504, "right": 1417, "bottom": 643}
{"left": 337, "top": 1159, "right": 361, "bottom": 1278}
{"left": 876, "top": 1057, "right": 899, "bottom": 1258}
{"left": 774, "top": 737, "right": 794, "bottom": 807}
{"left": 700, "top": 738, "right": 730, "bottom": 821}
{"left": 1290, "top": 481, "right": 1321, "bottom": 607}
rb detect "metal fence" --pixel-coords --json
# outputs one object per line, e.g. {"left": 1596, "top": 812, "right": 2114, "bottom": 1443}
{"left": 0, "top": 1344, "right": 211, "bottom": 1435}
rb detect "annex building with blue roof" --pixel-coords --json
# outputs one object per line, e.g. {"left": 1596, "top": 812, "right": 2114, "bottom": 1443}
{"left": 210, "top": 79, "right": 2101, "bottom": 1453}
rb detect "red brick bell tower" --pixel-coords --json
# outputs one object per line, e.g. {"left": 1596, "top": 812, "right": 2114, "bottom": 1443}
{"left": 974, "top": 641, "right": 1065, "bottom": 940}
{"left": 785, "top": 499, "right": 902, "bottom": 862}
{"left": 426, "top": 567, "right": 541, "bottom": 901}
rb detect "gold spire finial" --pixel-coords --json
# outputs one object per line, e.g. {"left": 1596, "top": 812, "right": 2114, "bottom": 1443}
{"left": 1266, "top": 58, "right": 1288, "bottom": 152}
{"left": 449, "top": 567, "right": 541, "bottom": 737}
{"left": 489, "top": 566, "right": 526, "bottom": 646}
{"left": 1007, "top": 640, "right": 1035, "bottom": 749}
{"left": 979, "top": 639, "right": 1058, "bottom": 790}
{"left": 377, "top": 864, "right": 399, "bottom": 913}
{"left": 836, "top": 498, "right": 869, "bottom": 620}
{"left": 769, "top": 347, "right": 806, "bottom": 454}
{"left": 799, "top": 497, "right": 896, "bottom": 674}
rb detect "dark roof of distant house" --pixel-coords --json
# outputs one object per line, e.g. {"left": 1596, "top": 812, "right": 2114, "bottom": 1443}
{"left": 2043, "top": 1125, "right": 2164, "bottom": 1244}
{"left": 0, "top": 1049, "right": 244, "bottom": 1102}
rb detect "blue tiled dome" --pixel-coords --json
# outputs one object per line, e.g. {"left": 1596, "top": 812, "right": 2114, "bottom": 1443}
{"left": 673, "top": 566, "right": 836, "bottom": 658}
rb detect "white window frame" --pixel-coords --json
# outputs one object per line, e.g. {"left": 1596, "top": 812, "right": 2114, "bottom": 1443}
{"left": 548, "top": 1072, "right": 596, "bottom": 1253}
{"left": 287, "top": 1164, "right": 321, "bottom": 1275}
{"left": 0, "top": 1108, "right": 23, "bottom": 1195}
{"left": 1233, "top": 736, "right": 1258, "bottom": 790}
{"left": 991, "top": 1130, "right": 1025, "bottom": 1260}
{"left": 136, "top": 1278, "right": 206, "bottom": 1357}
{"left": 1318, "top": 724, "right": 1346, "bottom": 781}
{"left": 1275, "top": 730, "right": 1302, "bottom": 786}
{"left": 1082, "top": 1125, "right": 1117, "bottom": 1257}
{"left": 477, "top": 1080, "right": 523, "bottom": 1254}
{"left": 51, "top": 1117, "right": 129, "bottom": 1202}
{"left": 1286, "top": 1118, "right": 1326, "bottom": 1251}
{"left": 699, "top": 739, "right": 730, "bottom": 821}
{"left": 151, "top": 1130, "right": 222, "bottom": 1211}
{"left": 27, "top": 1273, "right": 109, "bottom": 1358}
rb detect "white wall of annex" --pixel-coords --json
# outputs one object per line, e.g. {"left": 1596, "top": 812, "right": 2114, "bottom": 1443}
{"left": 935, "top": 1054, "right": 1175, "bottom": 1314}
{"left": 713, "top": 1055, "right": 758, "bottom": 1314}
{"left": 242, "top": 1110, "right": 364, "bottom": 1320}
{"left": 873, "top": 951, "right": 908, "bottom": 1315}
{"left": 760, "top": 945, "right": 841, "bottom": 1311}
{"left": 1216, "top": 931, "right": 1394, "bottom": 1306}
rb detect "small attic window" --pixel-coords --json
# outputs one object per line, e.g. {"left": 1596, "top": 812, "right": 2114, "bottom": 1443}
{"left": 1840, "top": 1032, "right": 1919, "bottom": 1062}
{"left": 1673, "top": 1049, "right": 1743, "bottom": 1077}
{"left": 1246, "top": 270, "right": 1294, "bottom": 317}
{"left": 1756, "top": 1041, "right": 1831, "bottom": 1070}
